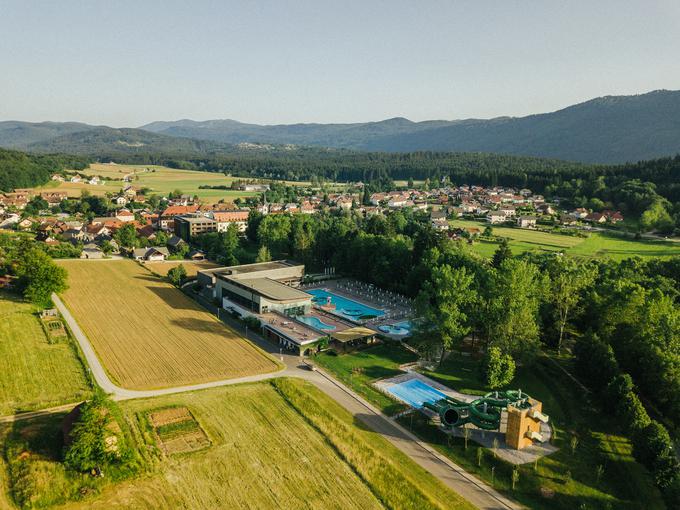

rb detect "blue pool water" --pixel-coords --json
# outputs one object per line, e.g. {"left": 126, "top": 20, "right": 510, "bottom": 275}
{"left": 378, "top": 320, "right": 413, "bottom": 336}
{"left": 296, "top": 316, "right": 336, "bottom": 331}
{"left": 307, "top": 289, "right": 385, "bottom": 321}
{"left": 387, "top": 379, "right": 447, "bottom": 408}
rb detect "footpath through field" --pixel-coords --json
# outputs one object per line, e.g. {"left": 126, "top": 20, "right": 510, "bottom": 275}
{"left": 50, "top": 292, "right": 520, "bottom": 510}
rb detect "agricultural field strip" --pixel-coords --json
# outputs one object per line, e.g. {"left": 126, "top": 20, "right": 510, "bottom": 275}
{"left": 0, "top": 294, "right": 91, "bottom": 416}
{"left": 56, "top": 260, "right": 280, "bottom": 390}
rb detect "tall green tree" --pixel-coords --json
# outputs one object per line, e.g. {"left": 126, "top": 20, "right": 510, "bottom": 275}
{"left": 482, "top": 346, "right": 516, "bottom": 388}
{"left": 487, "top": 259, "right": 545, "bottom": 360}
{"left": 14, "top": 248, "right": 68, "bottom": 307}
{"left": 492, "top": 238, "right": 512, "bottom": 268}
{"left": 414, "top": 265, "right": 477, "bottom": 365}
{"left": 114, "top": 223, "right": 138, "bottom": 249}
{"left": 546, "top": 258, "right": 597, "bottom": 353}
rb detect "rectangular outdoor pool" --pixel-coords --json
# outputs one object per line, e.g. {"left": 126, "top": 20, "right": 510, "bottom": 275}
{"left": 386, "top": 379, "right": 447, "bottom": 408}
{"left": 307, "top": 289, "right": 385, "bottom": 321}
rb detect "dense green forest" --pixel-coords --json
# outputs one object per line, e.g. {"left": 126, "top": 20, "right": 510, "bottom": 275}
{"left": 0, "top": 148, "right": 88, "bottom": 191}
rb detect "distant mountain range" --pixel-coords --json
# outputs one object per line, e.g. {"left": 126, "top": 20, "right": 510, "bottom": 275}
{"left": 2, "top": 90, "right": 680, "bottom": 163}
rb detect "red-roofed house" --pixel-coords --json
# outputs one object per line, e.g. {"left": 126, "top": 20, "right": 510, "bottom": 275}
{"left": 210, "top": 209, "right": 250, "bottom": 232}
{"left": 116, "top": 209, "right": 135, "bottom": 222}
{"left": 158, "top": 205, "right": 199, "bottom": 230}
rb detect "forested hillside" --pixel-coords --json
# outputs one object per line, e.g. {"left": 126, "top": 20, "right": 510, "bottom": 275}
{"left": 0, "top": 149, "right": 89, "bottom": 191}
{"left": 141, "top": 90, "right": 680, "bottom": 163}
{"left": 0, "top": 121, "right": 95, "bottom": 148}
{"left": 24, "top": 126, "right": 225, "bottom": 155}
{"left": 4, "top": 90, "right": 680, "bottom": 164}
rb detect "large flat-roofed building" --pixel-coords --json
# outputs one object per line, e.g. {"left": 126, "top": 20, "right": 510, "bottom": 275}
{"left": 174, "top": 215, "right": 218, "bottom": 241}
{"left": 197, "top": 260, "right": 311, "bottom": 316}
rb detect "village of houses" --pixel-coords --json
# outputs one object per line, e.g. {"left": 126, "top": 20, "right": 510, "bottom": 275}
{"left": 0, "top": 174, "right": 625, "bottom": 262}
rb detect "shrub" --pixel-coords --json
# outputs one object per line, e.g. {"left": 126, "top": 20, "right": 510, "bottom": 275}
{"left": 619, "top": 391, "right": 651, "bottom": 432}
{"left": 633, "top": 421, "right": 679, "bottom": 489}
{"left": 242, "top": 316, "right": 262, "bottom": 330}
{"left": 63, "top": 394, "right": 130, "bottom": 473}
{"left": 167, "top": 264, "right": 187, "bottom": 287}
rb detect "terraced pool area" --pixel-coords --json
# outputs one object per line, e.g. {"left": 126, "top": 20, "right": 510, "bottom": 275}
{"left": 297, "top": 315, "right": 337, "bottom": 331}
{"left": 308, "top": 289, "right": 385, "bottom": 321}
{"left": 378, "top": 321, "right": 413, "bottom": 336}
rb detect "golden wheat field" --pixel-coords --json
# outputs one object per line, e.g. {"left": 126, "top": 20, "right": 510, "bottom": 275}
{"left": 143, "top": 260, "right": 219, "bottom": 277}
{"left": 57, "top": 260, "right": 280, "bottom": 390}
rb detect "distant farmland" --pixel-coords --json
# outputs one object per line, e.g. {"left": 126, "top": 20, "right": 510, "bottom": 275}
{"left": 33, "top": 163, "right": 260, "bottom": 204}
{"left": 450, "top": 219, "right": 680, "bottom": 260}
{"left": 57, "top": 260, "right": 280, "bottom": 390}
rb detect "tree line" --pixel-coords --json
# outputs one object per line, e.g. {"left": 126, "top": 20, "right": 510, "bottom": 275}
{"left": 0, "top": 148, "right": 88, "bottom": 191}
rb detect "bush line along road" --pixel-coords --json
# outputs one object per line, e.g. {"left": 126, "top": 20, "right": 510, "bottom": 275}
{"left": 46, "top": 289, "right": 518, "bottom": 510}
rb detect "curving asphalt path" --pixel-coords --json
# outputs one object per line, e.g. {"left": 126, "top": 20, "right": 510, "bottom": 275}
{"left": 51, "top": 292, "right": 521, "bottom": 510}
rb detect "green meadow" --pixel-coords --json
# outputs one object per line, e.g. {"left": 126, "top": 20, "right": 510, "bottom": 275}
{"left": 450, "top": 219, "right": 680, "bottom": 260}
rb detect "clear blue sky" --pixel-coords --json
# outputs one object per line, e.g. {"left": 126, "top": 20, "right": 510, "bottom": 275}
{"left": 2, "top": 0, "right": 679, "bottom": 126}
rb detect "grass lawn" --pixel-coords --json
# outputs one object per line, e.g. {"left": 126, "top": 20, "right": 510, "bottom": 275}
{"left": 421, "top": 352, "right": 489, "bottom": 395}
{"left": 57, "top": 259, "right": 280, "bottom": 389}
{"left": 0, "top": 292, "right": 91, "bottom": 416}
{"left": 0, "top": 380, "right": 474, "bottom": 509}
{"left": 450, "top": 219, "right": 680, "bottom": 260}
{"left": 313, "top": 343, "right": 418, "bottom": 415}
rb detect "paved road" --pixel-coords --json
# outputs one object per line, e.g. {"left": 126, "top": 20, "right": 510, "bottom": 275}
{"left": 50, "top": 292, "right": 520, "bottom": 509}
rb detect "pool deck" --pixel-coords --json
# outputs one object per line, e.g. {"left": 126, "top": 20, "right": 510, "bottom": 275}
{"left": 302, "top": 278, "right": 415, "bottom": 336}
{"left": 375, "top": 371, "right": 558, "bottom": 465}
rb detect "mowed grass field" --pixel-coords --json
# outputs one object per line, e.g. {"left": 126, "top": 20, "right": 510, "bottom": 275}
{"left": 0, "top": 380, "right": 474, "bottom": 509}
{"left": 0, "top": 292, "right": 91, "bottom": 416}
{"left": 143, "top": 260, "right": 219, "bottom": 277}
{"left": 57, "top": 260, "right": 280, "bottom": 389}
{"left": 450, "top": 219, "right": 680, "bottom": 260}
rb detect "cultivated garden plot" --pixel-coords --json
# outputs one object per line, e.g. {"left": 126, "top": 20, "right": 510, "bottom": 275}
{"left": 57, "top": 260, "right": 280, "bottom": 390}
{"left": 146, "top": 406, "right": 211, "bottom": 455}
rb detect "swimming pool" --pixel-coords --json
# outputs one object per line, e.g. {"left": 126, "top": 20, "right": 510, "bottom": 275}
{"left": 378, "top": 320, "right": 413, "bottom": 336}
{"left": 296, "top": 315, "right": 336, "bottom": 331}
{"left": 387, "top": 379, "right": 447, "bottom": 408}
{"left": 307, "top": 289, "right": 385, "bottom": 321}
